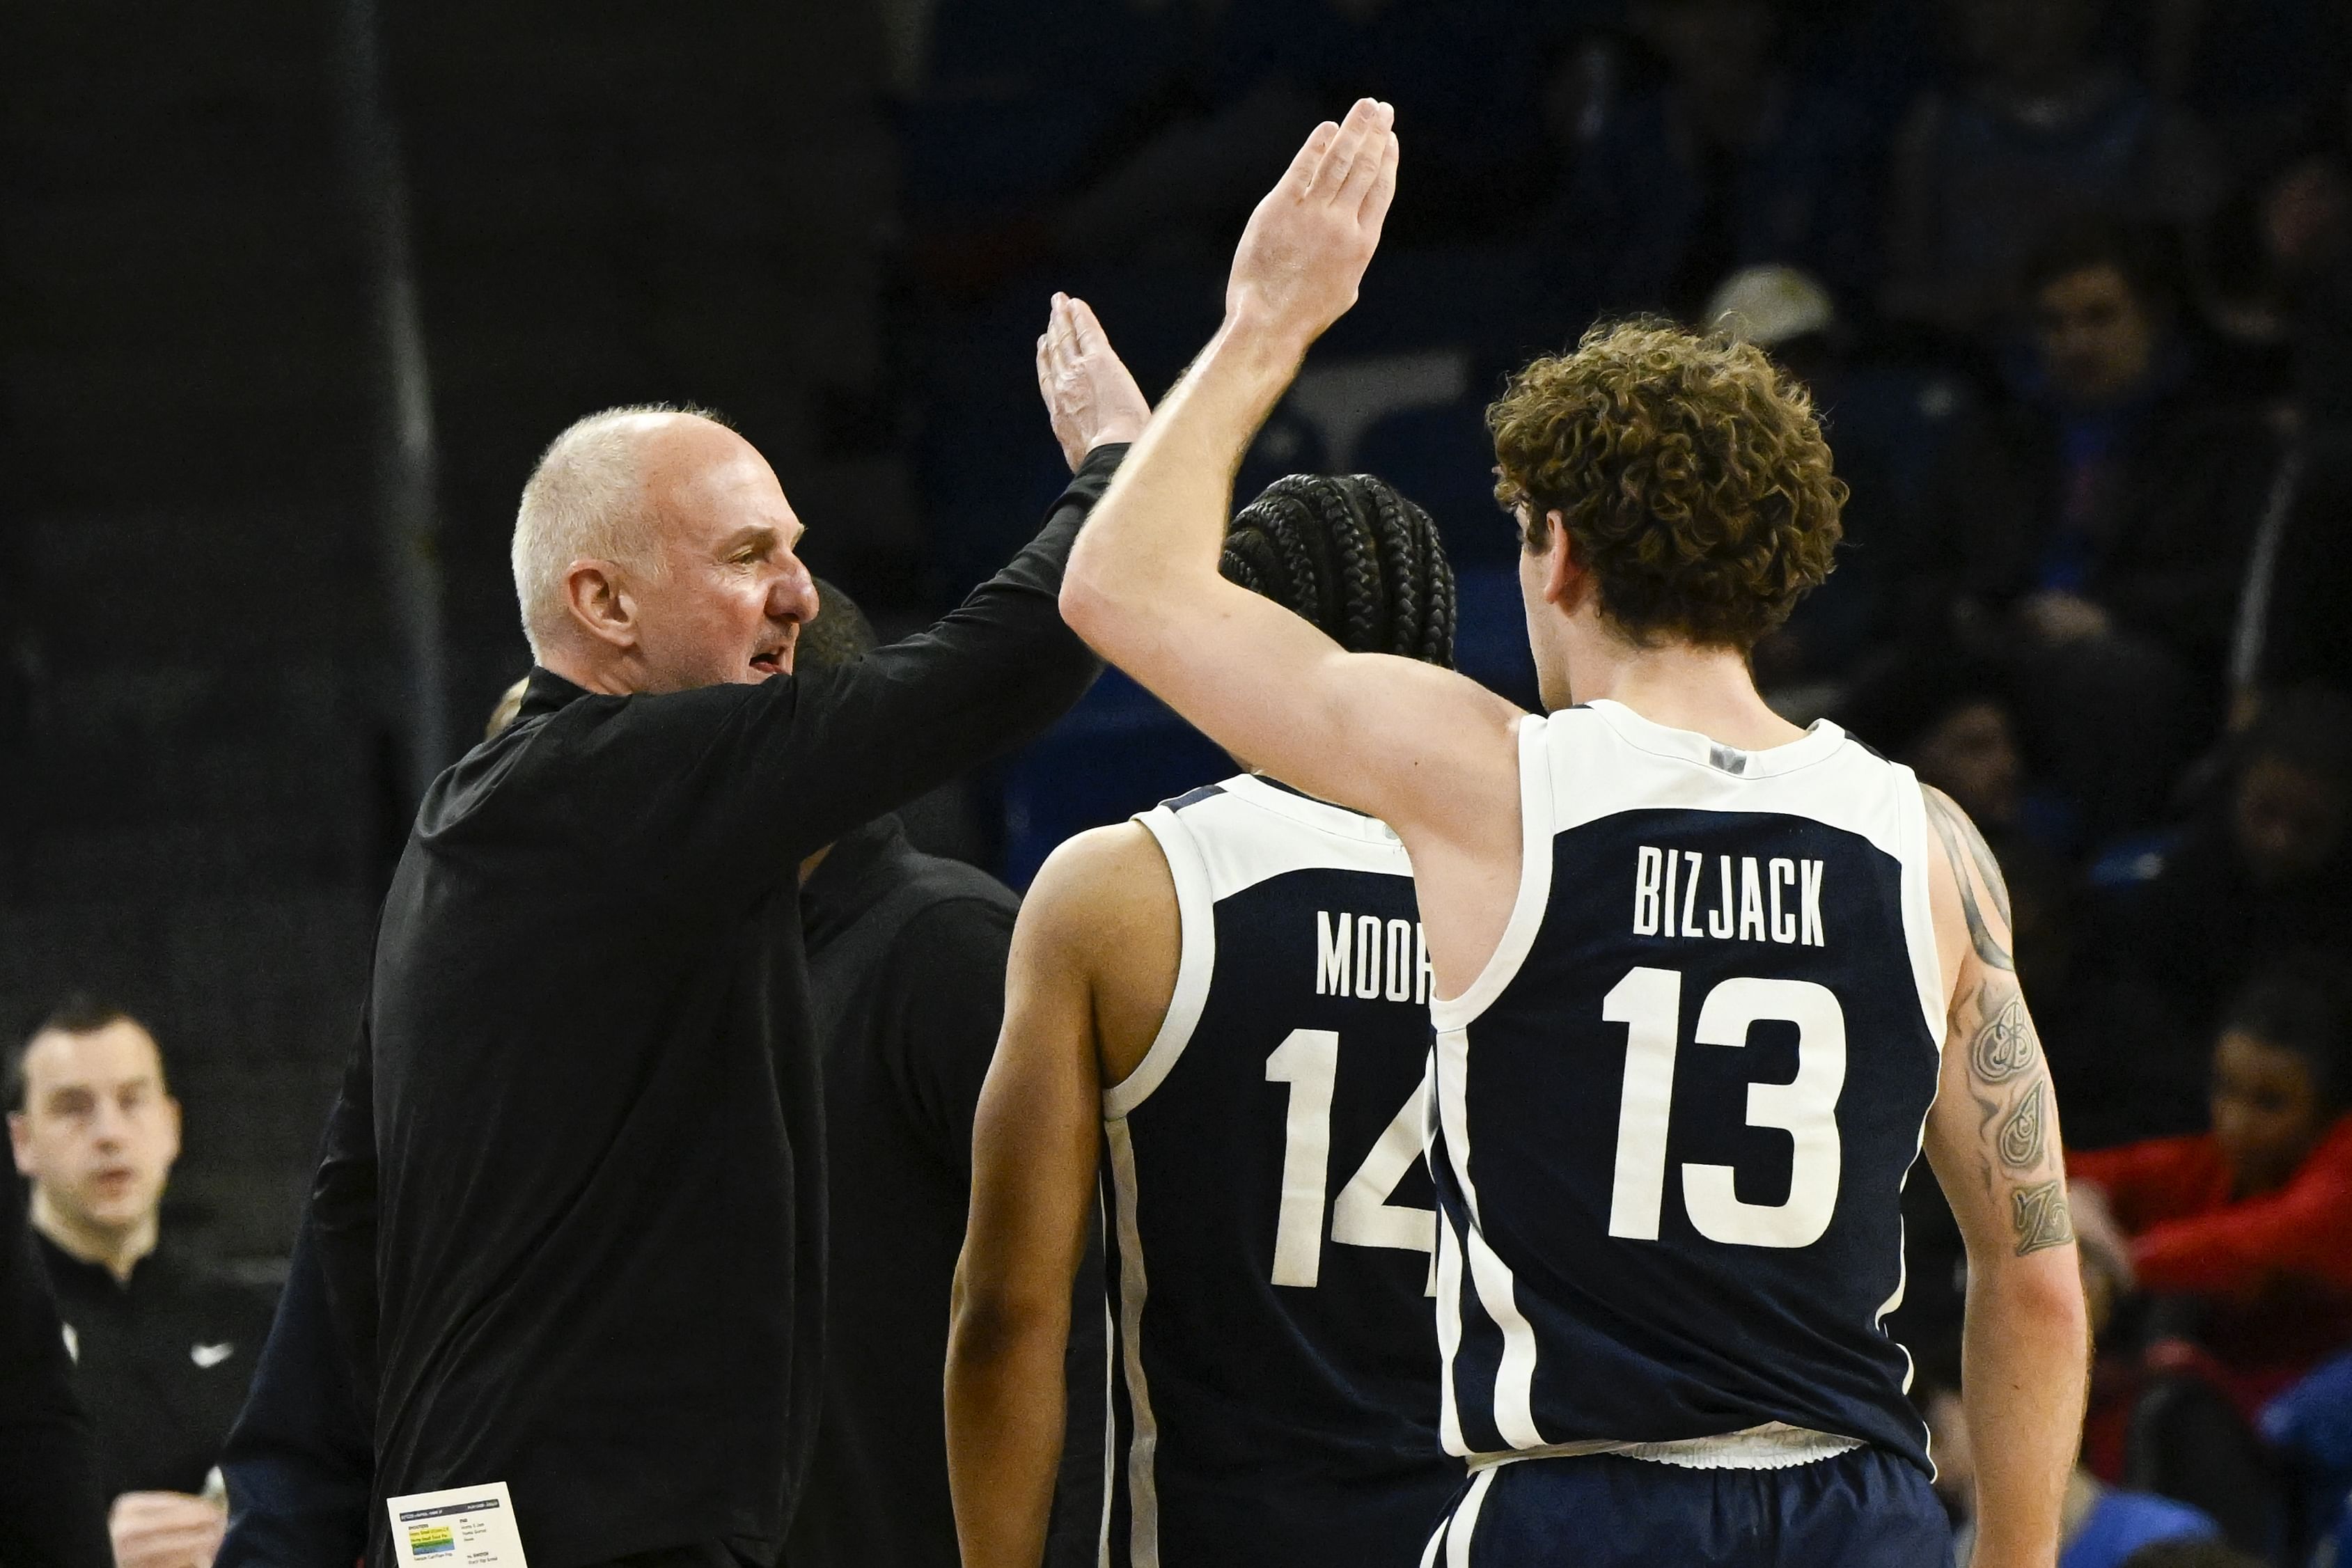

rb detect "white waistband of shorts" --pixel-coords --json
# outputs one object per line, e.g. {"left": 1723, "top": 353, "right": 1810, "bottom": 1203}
{"left": 1466, "top": 1422, "right": 1865, "bottom": 1473}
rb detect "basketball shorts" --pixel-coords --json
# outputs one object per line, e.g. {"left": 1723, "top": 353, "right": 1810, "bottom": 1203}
{"left": 1419, "top": 1445, "right": 1952, "bottom": 1567}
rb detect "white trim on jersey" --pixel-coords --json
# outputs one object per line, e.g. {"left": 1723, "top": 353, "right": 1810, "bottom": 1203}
{"left": 1878, "top": 757, "right": 1947, "bottom": 1413}
{"left": 1218, "top": 771, "right": 1408, "bottom": 847}
{"left": 1112, "top": 780, "right": 1413, "bottom": 1118}
{"left": 1429, "top": 715, "right": 1558, "bottom": 1032}
{"left": 1432, "top": 719, "right": 1555, "bottom": 1453}
{"left": 1434, "top": 1029, "right": 1546, "bottom": 1453}
{"left": 1448, "top": 1466, "right": 1497, "bottom": 1568}
{"left": 1895, "top": 765, "right": 1951, "bottom": 1049}
{"left": 1881, "top": 1209, "right": 1917, "bottom": 1407}
{"left": 1179, "top": 776, "right": 1413, "bottom": 888}
{"left": 1880, "top": 780, "right": 1949, "bottom": 1413}
{"left": 1416, "top": 1464, "right": 1497, "bottom": 1568}
{"left": 1464, "top": 1420, "right": 1861, "bottom": 1472}
{"left": 1101, "top": 775, "right": 1425, "bottom": 1561}
{"left": 1427, "top": 699, "right": 1951, "bottom": 1468}
{"left": 1434, "top": 1034, "right": 1540, "bottom": 1453}
{"left": 1099, "top": 1202, "right": 1118, "bottom": 1567}
{"left": 1104, "top": 1120, "right": 1162, "bottom": 1568}
{"left": 1467, "top": 1223, "right": 1544, "bottom": 1449}
{"left": 1417, "top": 1514, "right": 1443, "bottom": 1568}
{"left": 1434, "top": 1200, "right": 1468, "bottom": 1456}
{"left": 1440, "top": 701, "right": 1948, "bottom": 1043}
{"left": 1109, "top": 806, "right": 1218, "bottom": 1118}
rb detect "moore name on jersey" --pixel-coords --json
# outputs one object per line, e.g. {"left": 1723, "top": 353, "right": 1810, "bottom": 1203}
{"left": 1315, "top": 911, "right": 1435, "bottom": 1003}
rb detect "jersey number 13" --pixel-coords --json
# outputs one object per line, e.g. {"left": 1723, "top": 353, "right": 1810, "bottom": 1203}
{"left": 1604, "top": 966, "right": 1847, "bottom": 1249}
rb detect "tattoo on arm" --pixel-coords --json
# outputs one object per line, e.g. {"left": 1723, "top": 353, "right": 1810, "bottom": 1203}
{"left": 1923, "top": 787, "right": 2015, "bottom": 973}
{"left": 1928, "top": 784, "right": 2076, "bottom": 1257}
{"left": 2010, "top": 1178, "right": 2076, "bottom": 1255}
{"left": 1949, "top": 969, "right": 2073, "bottom": 1257}
{"left": 1970, "top": 994, "right": 2039, "bottom": 1082}
{"left": 1998, "top": 1081, "right": 2047, "bottom": 1169}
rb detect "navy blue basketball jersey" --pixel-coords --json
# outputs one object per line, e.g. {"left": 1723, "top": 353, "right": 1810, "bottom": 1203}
{"left": 1430, "top": 701, "right": 1947, "bottom": 1478}
{"left": 1098, "top": 774, "right": 1463, "bottom": 1567}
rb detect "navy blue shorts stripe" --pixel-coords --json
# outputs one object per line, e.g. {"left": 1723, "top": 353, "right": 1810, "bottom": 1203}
{"left": 1438, "top": 1448, "right": 1952, "bottom": 1567}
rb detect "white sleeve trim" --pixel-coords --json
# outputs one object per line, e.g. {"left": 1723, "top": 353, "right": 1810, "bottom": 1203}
{"left": 1429, "top": 713, "right": 1556, "bottom": 1033}
{"left": 1104, "top": 806, "right": 1216, "bottom": 1118}
{"left": 1892, "top": 766, "right": 1950, "bottom": 1049}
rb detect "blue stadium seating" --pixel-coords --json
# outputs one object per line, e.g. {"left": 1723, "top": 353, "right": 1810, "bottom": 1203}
{"left": 998, "top": 669, "right": 1229, "bottom": 885}
{"left": 1354, "top": 398, "right": 1514, "bottom": 567}
{"left": 995, "top": 565, "right": 1539, "bottom": 884}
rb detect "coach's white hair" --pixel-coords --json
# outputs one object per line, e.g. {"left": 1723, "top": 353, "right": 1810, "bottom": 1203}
{"left": 511, "top": 405, "right": 716, "bottom": 656}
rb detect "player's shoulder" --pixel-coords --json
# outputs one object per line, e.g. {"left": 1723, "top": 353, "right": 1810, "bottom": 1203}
{"left": 1022, "top": 820, "right": 1177, "bottom": 947}
{"left": 1022, "top": 821, "right": 1184, "bottom": 1060}
{"left": 1033, "top": 817, "right": 1168, "bottom": 888}
{"left": 1915, "top": 781, "right": 1990, "bottom": 893}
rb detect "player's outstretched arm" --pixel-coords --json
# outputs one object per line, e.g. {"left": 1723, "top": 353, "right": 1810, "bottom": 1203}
{"left": 946, "top": 827, "right": 1170, "bottom": 1568}
{"left": 1918, "top": 786, "right": 2089, "bottom": 1568}
{"left": 1054, "top": 102, "right": 1522, "bottom": 973}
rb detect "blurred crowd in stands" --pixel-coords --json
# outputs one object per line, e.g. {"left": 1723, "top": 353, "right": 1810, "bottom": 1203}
{"left": 881, "top": 0, "right": 2352, "bottom": 1561}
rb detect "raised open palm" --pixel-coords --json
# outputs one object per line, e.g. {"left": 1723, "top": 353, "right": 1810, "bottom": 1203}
{"left": 1035, "top": 290, "right": 1152, "bottom": 472}
{"left": 1225, "top": 98, "right": 1400, "bottom": 352}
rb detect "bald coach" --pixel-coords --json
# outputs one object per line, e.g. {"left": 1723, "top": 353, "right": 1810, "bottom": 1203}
{"left": 309, "top": 377, "right": 1145, "bottom": 1568}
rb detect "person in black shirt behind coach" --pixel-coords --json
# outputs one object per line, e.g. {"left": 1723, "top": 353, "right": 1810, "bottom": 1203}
{"left": 311, "top": 359, "right": 1146, "bottom": 1568}
{"left": 783, "top": 584, "right": 1105, "bottom": 1568}
{"left": 8, "top": 998, "right": 274, "bottom": 1568}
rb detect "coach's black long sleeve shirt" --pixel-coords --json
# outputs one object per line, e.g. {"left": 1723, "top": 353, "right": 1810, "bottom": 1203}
{"left": 311, "top": 446, "right": 1121, "bottom": 1568}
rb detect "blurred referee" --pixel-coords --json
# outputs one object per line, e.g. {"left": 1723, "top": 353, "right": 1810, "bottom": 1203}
{"left": 309, "top": 357, "right": 1146, "bottom": 1567}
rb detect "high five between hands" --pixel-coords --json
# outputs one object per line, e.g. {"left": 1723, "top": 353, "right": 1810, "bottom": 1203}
{"left": 1226, "top": 97, "right": 1401, "bottom": 354}
{"left": 1035, "top": 97, "right": 1402, "bottom": 467}
{"left": 1036, "top": 294, "right": 1152, "bottom": 473}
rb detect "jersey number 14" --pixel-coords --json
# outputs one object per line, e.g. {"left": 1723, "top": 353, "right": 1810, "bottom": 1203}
{"left": 1264, "top": 1030, "right": 1436, "bottom": 1291}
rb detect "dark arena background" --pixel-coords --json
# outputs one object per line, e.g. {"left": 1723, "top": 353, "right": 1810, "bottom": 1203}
{"left": 6, "top": 0, "right": 2352, "bottom": 1563}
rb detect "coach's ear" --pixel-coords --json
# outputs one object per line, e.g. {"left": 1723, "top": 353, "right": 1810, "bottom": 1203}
{"left": 564, "top": 559, "right": 641, "bottom": 652}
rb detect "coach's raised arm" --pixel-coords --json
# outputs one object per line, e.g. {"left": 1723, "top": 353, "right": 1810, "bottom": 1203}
{"left": 306, "top": 375, "right": 1143, "bottom": 1568}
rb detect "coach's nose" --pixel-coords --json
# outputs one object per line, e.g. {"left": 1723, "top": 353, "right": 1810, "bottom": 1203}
{"left": 770, "top": 558, "right": 818, "bottom": 629}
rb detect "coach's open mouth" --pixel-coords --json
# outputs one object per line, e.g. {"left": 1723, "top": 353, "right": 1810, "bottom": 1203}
{"left": 749, "top": 648, "right": 786, "bottom": 677}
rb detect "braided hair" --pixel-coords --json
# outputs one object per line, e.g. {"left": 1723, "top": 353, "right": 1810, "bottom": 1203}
{"left": 1221, "top": 474, "right": 1457, "bottom": 669}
